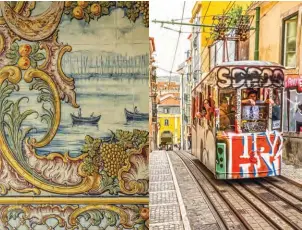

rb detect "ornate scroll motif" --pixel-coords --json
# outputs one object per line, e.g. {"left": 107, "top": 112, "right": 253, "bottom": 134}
{"left": 119, "top": 144, "right": 149, "bottom": 195}
{"left": 0, "top": 2, "right": 64, "bottom": 41}
{"left": 39, "top": 35, "right": 78, "bottom": 108}
{"left": 0, "top": 2, "right": 35, "bottom": 25}
{"left": 0, "top": 0, "right": 148, "bottom": 198}
{"left": 0, "top": 204, "right": 149, "bottom": 229}
{"left": 23, "top": 69, "right": 61, "bottom": 148}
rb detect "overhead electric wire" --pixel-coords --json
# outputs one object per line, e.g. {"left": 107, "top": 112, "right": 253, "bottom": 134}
{"left": 199, "top": 1, "right": 233, "bottom": 60}
{"left": 197, "top": 1, "right": 234, "bottom": 76}
{"left": 168, "top": 2, "right": 186, "bottom": 86}
{"left": 162, "top": 26, "right": 192, "bottom": 34}
{"left": 157, "top": 66, "right": 179, "bottom": 75}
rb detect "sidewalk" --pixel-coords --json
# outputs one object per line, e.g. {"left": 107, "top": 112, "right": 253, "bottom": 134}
{"left": 149, "top": 150, "right": 221, "bottom": 230}
{"left": 149, "top": 150, "right": 185, "bottom": 230}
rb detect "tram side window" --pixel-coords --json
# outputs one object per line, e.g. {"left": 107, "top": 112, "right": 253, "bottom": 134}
{"left": 218, "top": 90, "right": 236, "bottom": 131}
{"left": 272, "top": 89, "right": 282, "bottom": 130}
{"left": 241, "top": 88, "right": 269, "bottom": 133}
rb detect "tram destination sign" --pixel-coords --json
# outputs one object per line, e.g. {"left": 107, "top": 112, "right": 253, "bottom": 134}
{"left": 216, "top": 66, "right": 284, "bottom": 89}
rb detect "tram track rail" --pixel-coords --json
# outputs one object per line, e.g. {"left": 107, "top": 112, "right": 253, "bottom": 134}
{"left": 174, "top": 151, "right": 277, "bottom": 230}
{"left": 172, "top": 150, "right": 249, "bottom": 230}
{"left": 174, "top": 150, "right": 302, "bottom": 230}
{"left": 262, "top": 176, "right": 302, "bottom": 202}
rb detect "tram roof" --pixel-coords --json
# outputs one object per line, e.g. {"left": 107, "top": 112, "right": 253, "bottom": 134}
{"left": 215, "top": 60, "right": 284, "bottom": 68}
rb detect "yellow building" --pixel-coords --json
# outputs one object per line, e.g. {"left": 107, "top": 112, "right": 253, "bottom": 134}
{"left": 246, "top": 2, "right": 302, "bottom": 164}
{"left": 190, "top": 1, "right": 251, "bottom": 76}
{"left": 157, "top": 92, "right": 181, "bottom": 148}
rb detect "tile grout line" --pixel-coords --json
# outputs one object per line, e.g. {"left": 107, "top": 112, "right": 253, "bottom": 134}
{"left": 166, "top": 151, "right": 192, "bottom": 230}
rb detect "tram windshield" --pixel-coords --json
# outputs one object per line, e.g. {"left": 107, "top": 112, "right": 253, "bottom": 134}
{"left": 218, "top": 88, "right": 282, "bottom": 133}
{"left": 241, "top": 88, "right": 269, "bottom": 133}
{"left": 240, "top": 88, "right": 282, "bottom": 133}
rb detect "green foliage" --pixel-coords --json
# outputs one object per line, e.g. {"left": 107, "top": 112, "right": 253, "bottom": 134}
{"left": 0, "top": 82, "right": 38, "bottom": 160}
{"left": 78, "top": 209, "right": 119, "bottom": 228}
{"left": 80, "top": 128, "right": 148, "bottom": 193}
{"left": 3, "top": 97, "right": 38, "bottom": 159}
{"left": 63, "top": 1, "right": 149, "bottom": 27}
{"left": 227, "top": 5, "right": 250, "bottom": 28}
{"left": 6, "top": 42, "right": 19, "bottom": 65}
{"left": 81, "top": 135, "right": 102, "bottom": 176}
{"left": 5, "top": 41, "right": 45, "bottom": 67}
{"left": 115, "top": 129, "right": 149, "bottom": 149}
{"left": 30, "top": 79, "right": 54, "bottom": 131}
{"left": 99, "top": 170, "right": 120, "bottom": 195}
{"left": 212, "top": 4, "right": 251, "bottom": 41}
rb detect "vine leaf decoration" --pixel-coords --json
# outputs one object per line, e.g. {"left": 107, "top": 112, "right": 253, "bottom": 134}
{"left": 77, "top": 209, "right": 119, "bottom": 229}
{"left": 5, "top": 42, "right": 46, "bottom": 70}
{"left": 81, "top": 135, "right": 102, "bottom": 176}
{"left": 98, "top": 170, "right": 120, "bottom": 195}
{"left": 80, "top": 129, "right": 149, "bottom": 195}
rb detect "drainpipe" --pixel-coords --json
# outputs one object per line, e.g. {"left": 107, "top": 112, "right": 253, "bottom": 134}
{"left": 254, "top": 7, "right": 260, "bottom": 60}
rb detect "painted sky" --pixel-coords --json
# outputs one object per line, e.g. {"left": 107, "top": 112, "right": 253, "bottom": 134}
{"left": 34, "top": 2, "right": 148, "bottom": 56}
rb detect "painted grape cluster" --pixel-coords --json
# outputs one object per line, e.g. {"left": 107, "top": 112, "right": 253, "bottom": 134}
{"left": 100, "top": 143, "right": 127, "bottom": 177}
{"left": 81, "top": 129, "right": 148, "bottom": 177}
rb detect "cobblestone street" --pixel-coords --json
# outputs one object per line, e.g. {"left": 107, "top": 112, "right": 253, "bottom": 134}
{"left": 150, "top": 150, "right": 302, "bottom": 230}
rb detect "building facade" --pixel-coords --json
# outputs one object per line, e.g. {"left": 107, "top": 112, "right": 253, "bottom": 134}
{"left": 149, "top": 37, "right": 157, "bottom": 151}
{"left": 177, "top": 48, "right": 192, "bottom": 150}
{"left": 157, "top": 91, "right": 181, "bottom": 149}
{"left": 247, "top": 2, "right": 302, "bottom": 164}
{"left": 196, "top": 1, "right": 251, "bottom": 74}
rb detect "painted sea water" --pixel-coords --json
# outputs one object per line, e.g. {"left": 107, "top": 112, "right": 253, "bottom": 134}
{"left": 3, "top": 6, "right": 149, "bottom": 158}
{"left": 13, "top": 75, "right": 148, "bottom": 157}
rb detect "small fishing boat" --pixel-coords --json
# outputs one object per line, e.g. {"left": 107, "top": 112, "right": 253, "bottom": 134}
{"left": 70, "top": 113, "right": 101, "bottom": 125}
{"left": 124, "top": 108, "right": 148, "bottom": 121}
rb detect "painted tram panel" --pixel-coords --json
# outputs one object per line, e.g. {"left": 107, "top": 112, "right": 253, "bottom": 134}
{"left": 191, "top": 61, "right": 285, "bottom": 179}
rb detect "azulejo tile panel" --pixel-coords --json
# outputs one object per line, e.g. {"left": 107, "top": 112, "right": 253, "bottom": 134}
{"left": 0, "top": 1, "right": 149, "bottom": 228}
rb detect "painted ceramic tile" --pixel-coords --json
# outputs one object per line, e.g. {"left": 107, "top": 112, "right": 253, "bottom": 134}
{"left": 0, "top": 1, "right": 149, "bottom": 228}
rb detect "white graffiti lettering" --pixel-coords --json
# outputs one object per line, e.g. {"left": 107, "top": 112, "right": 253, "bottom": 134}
{"left": 217, "top": 66, "right": 284, "bottom": 89}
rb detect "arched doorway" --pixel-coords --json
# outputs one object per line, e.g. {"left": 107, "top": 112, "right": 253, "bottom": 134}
{"left": 160, "top": 131, "right": 173, "bottom": 150}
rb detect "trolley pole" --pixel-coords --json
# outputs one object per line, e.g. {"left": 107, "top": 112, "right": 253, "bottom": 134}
{"left": 254, "top": 7, "right": 260, "bottom": 60}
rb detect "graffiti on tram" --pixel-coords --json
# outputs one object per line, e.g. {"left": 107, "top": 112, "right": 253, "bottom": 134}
{"left": 216, "top": 131, "right": 283, "bottom": 179}
{"left": 216, "top": 66, "right": 284, "bottom": 89}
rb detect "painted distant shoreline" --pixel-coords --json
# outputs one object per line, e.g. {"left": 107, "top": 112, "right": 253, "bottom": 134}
{"left": 69, "top": 72, "right": 149, "bottom": 80}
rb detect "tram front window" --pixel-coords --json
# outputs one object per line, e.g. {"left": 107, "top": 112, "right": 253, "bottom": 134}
{"left": 218, "top": 90, "right": 236, "bottom": 131}
{"left": 241, "top": 88, "right": 271, "bottom": 133}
